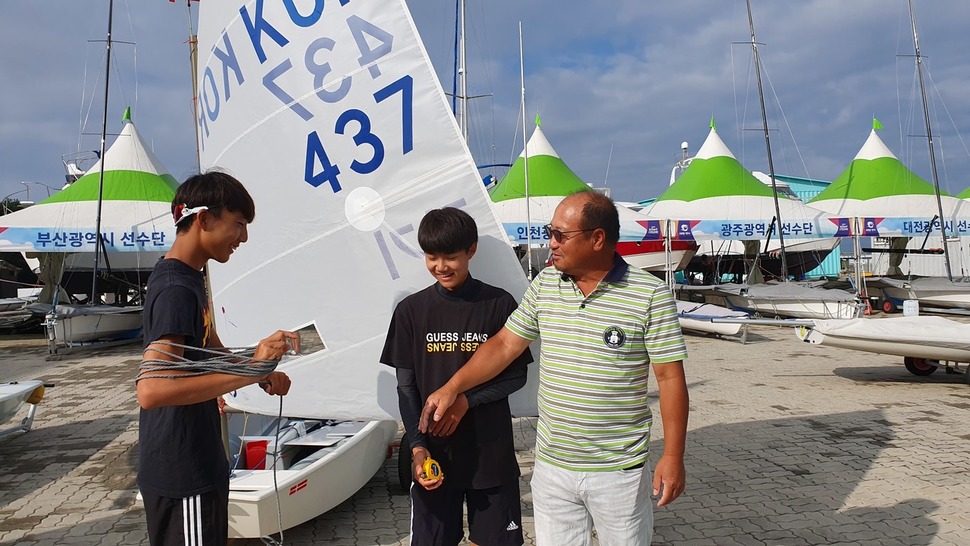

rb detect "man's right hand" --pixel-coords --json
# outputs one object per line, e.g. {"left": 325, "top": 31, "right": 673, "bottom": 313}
{"left": 418, "top": 387, "right": 459, "bottom": 434}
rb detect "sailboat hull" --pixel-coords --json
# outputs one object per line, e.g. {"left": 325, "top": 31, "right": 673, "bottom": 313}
{"left": 227, "top": 420, "right": 397, "bottom": 538}
{"left": 680, "top": 282, "right": 860, "bottom": 320}
{"left": 31, "top": 304, "right": 143, "bottom": 343}
{"left": 687, "top": 238, "right": 837, "bottom": 281}
{"left": 796, "top": 316, "right": 970, "bottom": 362}
{"left": 617, "top": 240, "right": 697, "bottom": 272}
{"left": 676, "top": 301, "right": 747, "bottom": 336}
{"left": 868, "top": 277, "right": 970, "bottom": 310}
{"left": 0, "top": 380, "right": 44, "bottom": 437}
{"left": 722, "top": 294, "right": 858, "bottom": 320}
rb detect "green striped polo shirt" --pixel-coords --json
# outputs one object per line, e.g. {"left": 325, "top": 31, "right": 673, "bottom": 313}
{"left": 506, "top": 254, "right": 687, "bottom": 471}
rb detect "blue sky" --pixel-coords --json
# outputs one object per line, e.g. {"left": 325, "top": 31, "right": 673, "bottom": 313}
{"left": 2, "top": 0, "right": 969, "bottom": 205}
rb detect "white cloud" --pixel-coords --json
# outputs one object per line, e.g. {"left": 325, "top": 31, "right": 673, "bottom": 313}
{"left": 3, "top": 0, "right": 969, "bottom": 204}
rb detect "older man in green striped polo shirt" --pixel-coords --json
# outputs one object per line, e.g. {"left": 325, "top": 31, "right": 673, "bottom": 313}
{"left": 420, "top": 190, "right": 689, "bottom": 546}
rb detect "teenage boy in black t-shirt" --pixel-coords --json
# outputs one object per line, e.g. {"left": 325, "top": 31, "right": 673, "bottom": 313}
{"left": 381, "top": 207, "right": 533, "bottom": 546}
{"left": 136, "top": 171, "right": 298, "bottom": 546}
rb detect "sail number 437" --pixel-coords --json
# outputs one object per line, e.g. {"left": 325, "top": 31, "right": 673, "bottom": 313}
{"left": 255, "top": 10, "right": 414, "bottom": 194}
{"left": 304, "top": 75, "right": 413, "bottom": 193}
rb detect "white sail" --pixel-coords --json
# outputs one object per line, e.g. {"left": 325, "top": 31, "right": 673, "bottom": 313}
{"left": 198, "top": 0, "right": 535, "bottom": 420}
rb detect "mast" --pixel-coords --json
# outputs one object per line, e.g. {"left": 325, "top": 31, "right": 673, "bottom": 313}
{"left": 90, "top": 0, "right": 115, "bottom": 303}
{"left": 186, "top": 1, "right": 201, "bottom": 172}
{"left": 745, "top": 0, "right": 788, "bottom": 280}
{"left": 519, "top": 22, "right": 532, "bottom": 280}
{"left": 908, "top": 0, "right": 953, "bottom": 281}
{"left": 457, "top": 0, "right": 468, "bottom": 141}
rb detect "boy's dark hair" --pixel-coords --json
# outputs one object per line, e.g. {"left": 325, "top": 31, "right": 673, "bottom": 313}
{"left": 417, "top": 207, "right": 478, "bottom": 254}
{"left": 173, "top": 170, "right": 256, "bottom": 233}
{"left": 575, "top": 190, "right": 620, "bottom": 246}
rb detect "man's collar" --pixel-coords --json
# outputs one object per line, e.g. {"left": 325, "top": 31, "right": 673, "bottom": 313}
{"left": 559, "top": 253, "right": 629, "bottom": 284}
{"left": 603, "top": 252, "right": 629, "bottom": 283}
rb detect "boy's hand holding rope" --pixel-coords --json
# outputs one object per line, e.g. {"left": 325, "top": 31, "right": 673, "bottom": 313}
{"left": 137, "top": 330, "right": 300, "bottom": 397}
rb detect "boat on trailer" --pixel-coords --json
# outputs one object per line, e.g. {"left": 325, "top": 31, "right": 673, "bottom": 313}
{"left": 29, "top": 303, "right": 143, "bottom": 344}
{"left": 714, "top": 282, "right": 861, "bottom": 320}
{"left": 676, "top": 300, "right": 749, "bottom": 337}
{"left": 866, "top": 276, "right": 970, "bottom": 313}
{"left": 0, "top": 113, "right": 178, "bottom": 352}
{"left": 679, "top": 281, "right": 862, "bottom": 320}
{"left": 796, "top": 316, "right": 970, "bottom": 378}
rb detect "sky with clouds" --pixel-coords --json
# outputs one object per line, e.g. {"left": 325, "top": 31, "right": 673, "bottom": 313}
{"left": 2, "top": 0, "right": 969, "bottom": 206}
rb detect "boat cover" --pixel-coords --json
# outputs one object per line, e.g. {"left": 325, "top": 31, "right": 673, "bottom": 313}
{"left": 811, "top": 316, "right": 970, "bottom": 349}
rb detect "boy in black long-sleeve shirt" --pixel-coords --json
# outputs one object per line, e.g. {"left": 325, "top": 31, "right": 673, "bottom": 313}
{"left": 381, "top": 207, "right": 532, "bottom": 546}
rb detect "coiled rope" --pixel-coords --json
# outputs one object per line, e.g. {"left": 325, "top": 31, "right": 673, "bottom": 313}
{"left": 136, "top": 342, "right": 280, "bottom": 381}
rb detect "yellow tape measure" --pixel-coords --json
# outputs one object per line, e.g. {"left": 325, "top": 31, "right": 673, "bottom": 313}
{"left": 422, "top": 457, "right": 444, "bottom": 481}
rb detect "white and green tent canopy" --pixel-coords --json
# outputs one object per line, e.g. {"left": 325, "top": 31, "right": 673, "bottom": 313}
{"left": 488, "top": 124, "right": 590, "bottom": 243}
{"left": 0, "top": 114, "right": 178, "bottom": 252}
{"left": 488, "top": 123, "right": 660, "bottom": 243}
{"left": 808, "top": 128, "right": 967, "bottom": 237}
{"left": 644, "top": 128, "right": 834, "bottom": 241}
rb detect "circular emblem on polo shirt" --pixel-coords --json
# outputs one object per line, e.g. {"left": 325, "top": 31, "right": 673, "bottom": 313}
{"left": 603, "top": 326, "right": 625, "bottom": 348}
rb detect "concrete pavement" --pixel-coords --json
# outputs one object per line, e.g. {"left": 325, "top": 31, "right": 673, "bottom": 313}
{"left": 1, "top": 323, "right": 969, "bottom": 545}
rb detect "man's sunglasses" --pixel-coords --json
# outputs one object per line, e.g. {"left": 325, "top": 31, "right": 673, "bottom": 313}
{"left": 543, "top": 224, "right": 597, "bottom": 243}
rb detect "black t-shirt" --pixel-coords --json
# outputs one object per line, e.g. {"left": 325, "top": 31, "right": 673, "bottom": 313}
{"left": 380, "top": 278, "right": 532, "bottom": 489}
{"left": 137, "top": 258, "right": 228, "bottom": 498}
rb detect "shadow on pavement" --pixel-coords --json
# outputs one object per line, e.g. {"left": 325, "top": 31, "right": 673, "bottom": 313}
{"left": 652, "top": 409, "right": 939, "bottom": 545}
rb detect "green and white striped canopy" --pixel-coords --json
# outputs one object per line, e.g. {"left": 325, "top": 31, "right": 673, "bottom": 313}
{"left": 0, "top": 114, "right": 178, "bottom": 252}
{"left": 644, "top": 128, "right": 831, "bottom": 240}
{"left": 488, "top": 124, "right": 593, "bottom": 242}
{"left": 808, "top": 128, "right": 961, "bottom": 219}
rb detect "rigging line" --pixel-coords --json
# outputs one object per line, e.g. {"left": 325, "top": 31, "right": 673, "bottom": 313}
{"left": 509, "top": 103, "right": 523, "bottom": 168}
{"left": 228, "top": 412, "right": 251, "bottom": 473}
{"left": 77, "top": 56, "right": 92, "bottom": 156}
{"left": 923, "top": 65, "right": 970, "bottom": 196}
{"left": 470, "top": 0, "right": 500, "bottom": 167}
{"left": 259, "top": 396, "right": 286, "bottom": 546}
{"left": 926, "top": 71, "right": 970, "bottom": 161}
{"left": 122, "top": 0, "right": 138, "bottom": 115}
{"left": 729, "top": 44, "right": 739, "bottom": 145}
{"left": 450, "top": 0, "right": 459, "bottom": 117}
{"left": 759, "top": 63, "right": 811, "bottom": 180}
{"left": 80, "top": 49, "right": 110, "bottom": 156}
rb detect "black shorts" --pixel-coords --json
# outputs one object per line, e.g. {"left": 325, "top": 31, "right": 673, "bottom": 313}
{"left": 142, "top": 486, "right": 229, "bottom": 546}
{"left": 409, "top": 479, "right": 523, "bottom": 546}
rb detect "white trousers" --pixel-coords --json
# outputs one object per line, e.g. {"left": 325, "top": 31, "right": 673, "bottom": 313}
{"left": 531, "top": 457, "right": 653, "bottom": 546}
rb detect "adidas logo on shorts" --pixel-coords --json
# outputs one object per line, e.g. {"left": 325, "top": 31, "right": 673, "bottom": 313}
{"left": 506, "top": 521, "right": 520, "bottom": 531}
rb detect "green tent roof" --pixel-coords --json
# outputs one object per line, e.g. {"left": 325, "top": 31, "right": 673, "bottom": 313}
{"left": 809, "top": 130, "right": 949, "bottom": 203}
{"left": 43, "top": 170, "right": 178, "bottom": 204}
{"left": 655, "top": 128, "right": 780, "bottom": 202}
{"left": 41, "top": 117, "right": 179, "bottom": 205}
{"left": 489, "top": 125, "right": 589, "bottom": 202}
